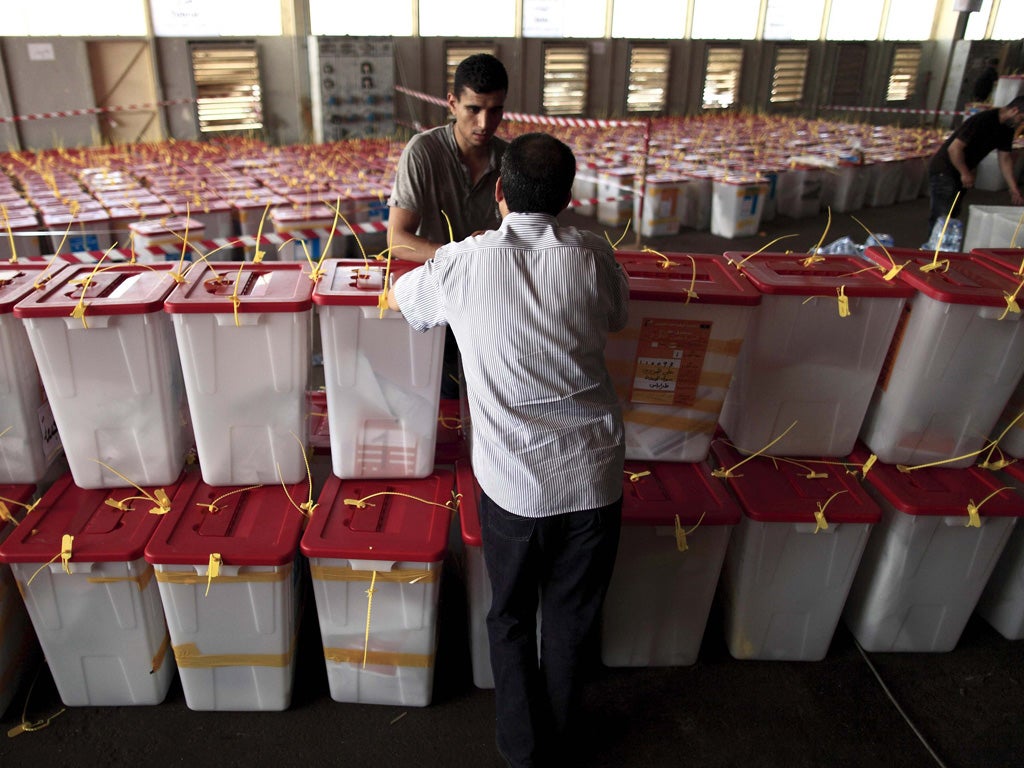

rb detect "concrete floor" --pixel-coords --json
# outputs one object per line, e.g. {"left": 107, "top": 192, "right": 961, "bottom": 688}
{"left": 3, "top": 185, "right": 1023, "bottom": 768}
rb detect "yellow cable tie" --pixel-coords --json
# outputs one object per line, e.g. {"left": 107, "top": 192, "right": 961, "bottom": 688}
{"left": 0, "top": 502, "right": 15, "bottom": 526}
{"left": 919, "top": 259, "right": 950, "bottom": 274}
{"left": 836, "top": 285, "right": 850, "bottom": 318}
{"left": 626, "top": 469, "right": 651, "bottom": 483}
{"left": 881, "top": 263, "right": 906, "bottom": 282}
{"left": 150, "top": 488, "right": 172, "bottom": 515}
{"left": 7, "top": 708, "right": 66, "bottom": 738}
{"left": 437, "top": 415, "right": 461, "bottom": 429}
{"left": 813, "top": 490, "right": 847, "bottom": 534}
{"left": 965, "top": 487, "right": 1011, "bottom": 528}
{"left": 205, "top": 553, "right": 222, "bottom": 597}
{"left": 344, "top": 497, "right": 372, "bottom": 509}
{"left": 363, "top": 570, "right": 378, "bottom": 669}
{"left": 713, "top": 421, "right": 798, "bottom": 479}
{"left": 808, "top": 206, "right": 832, "bottom": 258}
{"left": 674, "top": 514, "right": 689, "bottom": 552}
{"left": 60, "top": 534, "right": 73, "bottom": 575}
{"left": 802, "top": 254, "right": 826, "bottom": 267}
{"left": 104, "top": 498, "right": 132, "bottom": 512}
{"left": 861, "top": 454, "right": 878, "bottom": 477}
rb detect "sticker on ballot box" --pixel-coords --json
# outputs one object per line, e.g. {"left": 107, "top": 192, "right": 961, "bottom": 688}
{"left": 629, "top": 318, "right": 711, "bottom": 406}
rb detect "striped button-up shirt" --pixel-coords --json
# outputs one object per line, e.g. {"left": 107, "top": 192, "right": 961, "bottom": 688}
{"left": 393, "top": 212, "right": 629, "bottom": 517}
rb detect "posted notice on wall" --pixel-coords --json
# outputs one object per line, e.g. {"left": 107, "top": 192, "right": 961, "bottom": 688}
{"left": 629, "top": 317, "right": 711, "bottom": 406}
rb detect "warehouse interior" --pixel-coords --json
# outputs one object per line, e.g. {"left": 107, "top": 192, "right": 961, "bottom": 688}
{"left": 2, "top": 1, "right": 1024, "bottom": 767}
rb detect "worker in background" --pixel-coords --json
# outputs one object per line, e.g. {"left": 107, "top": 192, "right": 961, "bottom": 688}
{"left": 927, "top": 95, "right": 1024, "bottom": 231}
{"left": 387, "top": 53, "right": 509, "bottom": 399}
{"left": 972, "top": 57, "right": 1000, "bottom": 102}
{"left": 388, "top": 133, "right": 629, "bottom": 768}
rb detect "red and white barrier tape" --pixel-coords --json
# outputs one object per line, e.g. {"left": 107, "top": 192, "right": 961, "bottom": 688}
{"left": 395, "top": 86, "right": 646, "bottom": 129}
{"left": 0, "top": 98, "right": 195, "bottom": 125}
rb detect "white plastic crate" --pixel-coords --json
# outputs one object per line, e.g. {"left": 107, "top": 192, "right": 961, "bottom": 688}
{"left": 0, "top": 483, "right": 38, "bottom": 717}
{"left": 864, "top": 156, "right": 901, "bottom": 207}
{"left": 0, "top": 265, "right": 63, "bottom": 484}
{"left": 719, "top": 254, "right": 913, "bottom": 457}
{"left": 711, "top": 441, "right": 880, "bottom": 661}
{"left": 822, "top": 163, "right": 869, "bottom": 213}
{"left": 974, "top": 463, "right": 1024, "bottom": 640}
{"left": 710, "top": 177, "right": 767, "bottom": 238}
{"left": 679, "top": 171, "right": 712, "bottom": 231}
{"left": 14, "top": 264, "right": 189, "bottom": 489}
{"left": 601, "top": 460, "right": 739, "bottom": 667}
{"left": 164, "top": 262, "right": 313, "bottom": 486}
{"left": 597, "top": 167, "right": 635, "bottom": 228}
{"left": 0, "top": 211, "right": 41, "bottom": 261}
{"left": 41, "top": 208, "right": 113, "bottom": 254}
{"left": 271, "top": 204, "right": 343, "bottom": 262}
{"left": 313, "top": 260, "right": 444, "bottom": 479}
{"left": 860, "top": 248, "right": 1024, "bottom": 468}
{"left": 775, "top": 166, "right": 823, "bottom": 219}
{"left": 128, "top": 217, "right": 206, "bottom": 263}
{"left": 843, "top": 450, "right": 1022, "bottom": 652}
{"left": 145, "top": 474, "right": 307, "bottom": 710}
{"left": 964, "top": 207, "right": 1024, "bottom": 252}
{"left": 301, "top": 472, "right": 452, "bottom": 706}
{"left": 607, "top": 252, "right": 760, "bottom": 462}
{"left": 0, "top": 473, "right": 180, "bottom": 706}
{"left": 633, "top": 174, "right": 683, "bottom": 237}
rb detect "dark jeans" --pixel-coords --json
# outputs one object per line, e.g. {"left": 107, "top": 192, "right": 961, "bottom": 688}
{"left": 479, "top": 491, "right": 622, "bottom": 768}
{"left": 928, "top": 171, "right": 963, "bottom": 229}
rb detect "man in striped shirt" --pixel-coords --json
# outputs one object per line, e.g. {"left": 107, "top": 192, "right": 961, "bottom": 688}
{"left": 389, "top": 132, "right": 629, "bottom": 768}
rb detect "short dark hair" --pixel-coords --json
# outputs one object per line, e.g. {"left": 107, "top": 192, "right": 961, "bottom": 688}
{"left": 1007, "top": 96, "right": 1024, "bottom": 111}
{"left": 500, "top": 133, "right": 576, "bottom": 216}
{"left": 453, "top": 54, "right": 508, "bottom": 99}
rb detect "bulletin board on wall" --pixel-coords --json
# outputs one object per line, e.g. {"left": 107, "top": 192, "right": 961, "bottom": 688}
{"left": 309, "top": 36, "right": 396, "bottom": 142}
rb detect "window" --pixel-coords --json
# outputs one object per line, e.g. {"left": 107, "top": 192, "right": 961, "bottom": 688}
{"left": 769, "top": 46, "right": 809, "bottom": 104}
{"left": 6, "top": 0, "right": 146, "bottom": 35}
{"left": 543, "top": 45, "right": 589, "bottom": 116}
{"left": 992, "top": 1, "right": 1024, "bottom": 40}
{"left": 626, "top": 46, "right": 670, "bottom": 114}
{"left": 830, "top": 44, "right": 869, "bottom": 106}
{"left": 691, "top": 0, "right": 759, "bottom": 40}
{"left": 190, "top": 44, "right": 263, "bottom": 135}
{"left": 309, "top": 0, "right": 414, "bottom": 36}
{"left": 151, "top": 0, "right": 281, "bottom": 36}
{"left": 886, "top": 45, "right": 920, "bottom": 102}
{"left": 419, "top": 0, "right": 515, "bottom": 37}
{"left": 702, "top": 46, "right": 743, "bottom": 110}
{"left": 883, "top": 0, "right": 933, "bottom": 41}
{"left": 763, "top": 0, "right": 826, "bottom": 41}
{"left": 965, "top": 0, "right": 994, "bottom": 40}
{"left": 523, "top": 0, "right": 606, "bottom": 38}
{"left": 826, "top": 0, "right": 884, "bottom": 40}
{"left": 612, "top": 0, "right": 686, "bottom": 39}
{"left": 446, "top": 45, "right": 499, "bottom": 94}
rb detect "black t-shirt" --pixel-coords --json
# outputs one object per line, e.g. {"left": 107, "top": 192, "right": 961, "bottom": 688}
{"left": 929, "top": 109, "right": 1015, "bottom": 177}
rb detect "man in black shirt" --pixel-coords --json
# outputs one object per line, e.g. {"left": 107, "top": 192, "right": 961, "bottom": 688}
{"left": 928, "top": 96, "right": 1024, "bottom": 229}
{"left": 972, "top": 58, "right": 1000, "bottom": 102}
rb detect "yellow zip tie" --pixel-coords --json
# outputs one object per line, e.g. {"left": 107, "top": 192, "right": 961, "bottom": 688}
{"left": 896, "top": 440, "right": 996, "bottom": 473}
{"left": 343, "top": 490, "right": 460, "bottom": 514}
{"left": 674, "top": 510, "right": 707, "bottom": 552}
{"left": 196, "top": 484, "right": 264, "bottom": 515}
{"left": 59, "top": 534, "right": 73, "bottom": 574}
{"left": 999, "top": 277, "right": 1024, "bottom": 320}
{"left": 763, "top": 455, "right": 831, "bottom": 479}
{"left": 979, "top": 409, "right": 1024, "bottom": 469}
{"left": 440, "top": 208, "right": 455, "bottom": 244}
{"left": 205, "top": 553, "right": 222, "bottom": 597}
{"left": 929, "top": 191, "right": 960, "bottom": 269}
{"left": 362, "top": 570, "right": 378, "bottom": 668}
{"left": 850, "top": 214, "right": 903, "bottom": 281}
{"left": 836, "top": 285, "right": 850, "bottom": 318}
{"left": 861, "top": 454, "right": 877, "bottom": 477}
{"left": 965, "top": 487, "right": 1010, "bottom": 528}
{"left": 604, "top": 219, "right": 632, "bottom": 251}
{"left": 644, "top": 247, "right": 698, "bottom": 302}
{"left": 2, "top": 204, "right": 16, "bottom": 262}
{"left": 625, "top": 469, "right": 651, "bottom": 483}
{"left": 91, "top": 460, "right": 172, "bottom": 515}
{"left": 712, "top": 421, "right": 799, "bottom": 479}
{"left": 6, "top": 664, "right": 65, "bottom": 737}
{"left": 438, "top": 414, "right": 461, "bottom": 430}
{"left": 726, "top": 234, "right": 799, "bottom": 270}
{"left": 275, "top": 431, "right": 316, "bottom": 517}
{"left": 229, "top": 260, "right": 246, "bottom": 327}
{"left": 813, "top": 490, "right": 847, "bottom": 534}
{"left": 807, "top": 205, "right": 832, "bottom": 259}
{"left": 0, "top": 502, "right": 14, "bottom": 526}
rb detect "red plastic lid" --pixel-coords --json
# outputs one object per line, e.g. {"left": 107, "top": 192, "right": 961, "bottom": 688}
{"left": 163, "top": 261, "right": 314, "bottom": 314}
{"left": 129, "top": 217, "right": 205, "bottom": 236}
{"left": 228, "top": 194, "right": 289, "bottom": 210}
{"left": 312, "top": 259, "right": 421, "bottom": 307}
{"left": 435, "top": 398, "right": 468, "bottom": 465}
{"left": 723, "top": 253, "right": 915, "bottom": 299}
{"left": 862, "top": 246, "right": 1018, "bottom": 307}
{"left": 622, "top": 460, "right": 741, "bottom": 526}
{"left": 144, "top": 473, "right": 307, "bottom": 566}
{"left": 709, "top": 440, "right": 881, "bottom": 524}
{"left": 0, "top": 484, "right": 37, "bottom": 541}
{"left": 850, "top": 446, "right": 1024, "bottom": 517}
{"left": 13, "top": 262, "right": 180, "bottom": 319}
{"left": 301, "top": 471, "right": 453, "bottom": 563}
{"left": 971, "top": 248, "right": 1024, "bottom": 277}
{"left": 0, "top": 471, "right": 185, "bottom": 564}
{"left": 0, "top": 263, "right": 66, "bottom": 313}
{"left": 40, "top": 208, "right": 110, "bottom": 226}
{"left": 455, "top": 461, "right": 482, "bottom": 547}
{"left": 616, "top": 251, "right": 762, "bottom": 305}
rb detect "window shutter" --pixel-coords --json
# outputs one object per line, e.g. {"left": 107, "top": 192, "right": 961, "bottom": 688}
{"left": 627, "top": 46, "right": 670, "bottom": 114}
{"left": 831, "top": 43, "right": 869, "bottom": 106}
{"left": 886, "top": 45, "right": 921, "bottom": 102}
{"left": 703, "top": 46, "right": 743, "bottom": 110}
{"left": 190, "top": 44, "right": 263, "bottom": 134}
{"left": 446, "top": 44, "right": 498, "bottom": 95}
{"left": 543, "top": 45, "right": 589, "bottom": 116}
{"left": 770, "top": 46, "right": 809, "bottom": 104}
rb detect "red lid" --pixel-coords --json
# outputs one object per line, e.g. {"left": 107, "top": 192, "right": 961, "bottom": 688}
{"left": 850, "top": 446, "right": 1024, "bottom": 517}
{"left": 0, "top": 484, "right": 37, "bottom": 542}
{"left": 163, "top": 261, "right": 314, "bottom": 314}
{"left": 723, "top": 253, "right": 915, "bottom": 299}
{"left": 129, "top": 217, "right": 206, "bottom": 236}
{"left": 709, "top": 440, "right": 881, "bottom": 524}
{"left": 144, "top": 473, "right": 306, "bottom": 566}
{"left": 40, "top": 208, "right": 110, "bottom": 226}
{"left": 312, "top": 259, "right": 421, "bottom": 307}
{"left": 0, "top": 263, "right": 66, "bottom": 313}
{"left": 616, "top": 251, "right": 762, "bottom": 305}
{"left": 228, "top": 195, "right": 289, "bottom": 210}
{"left": 270, "top": 205, "right": 335, "bottom": 228}
{"left": 622, "top": 460, "right": 741, "bottom": 526}
{"left": 972, "top": 248, "right": 1024, "bottom": 277}
{"left": 435, "top": 398, "right": 468, "bottom": 465}
{"left": 862, "top": 246, "right": 1018, "bottom": 307}
{"left": 0, "top": 471, "right": 185, "bottom": 564}
{"left": 455, "top": 460, "right": 482, "bottom": 547}
{"left": 301, "top": 471, "right": 453, "bottom": 563}
{"left": 12, "top": 262, "right": 180, "bottom": 318}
